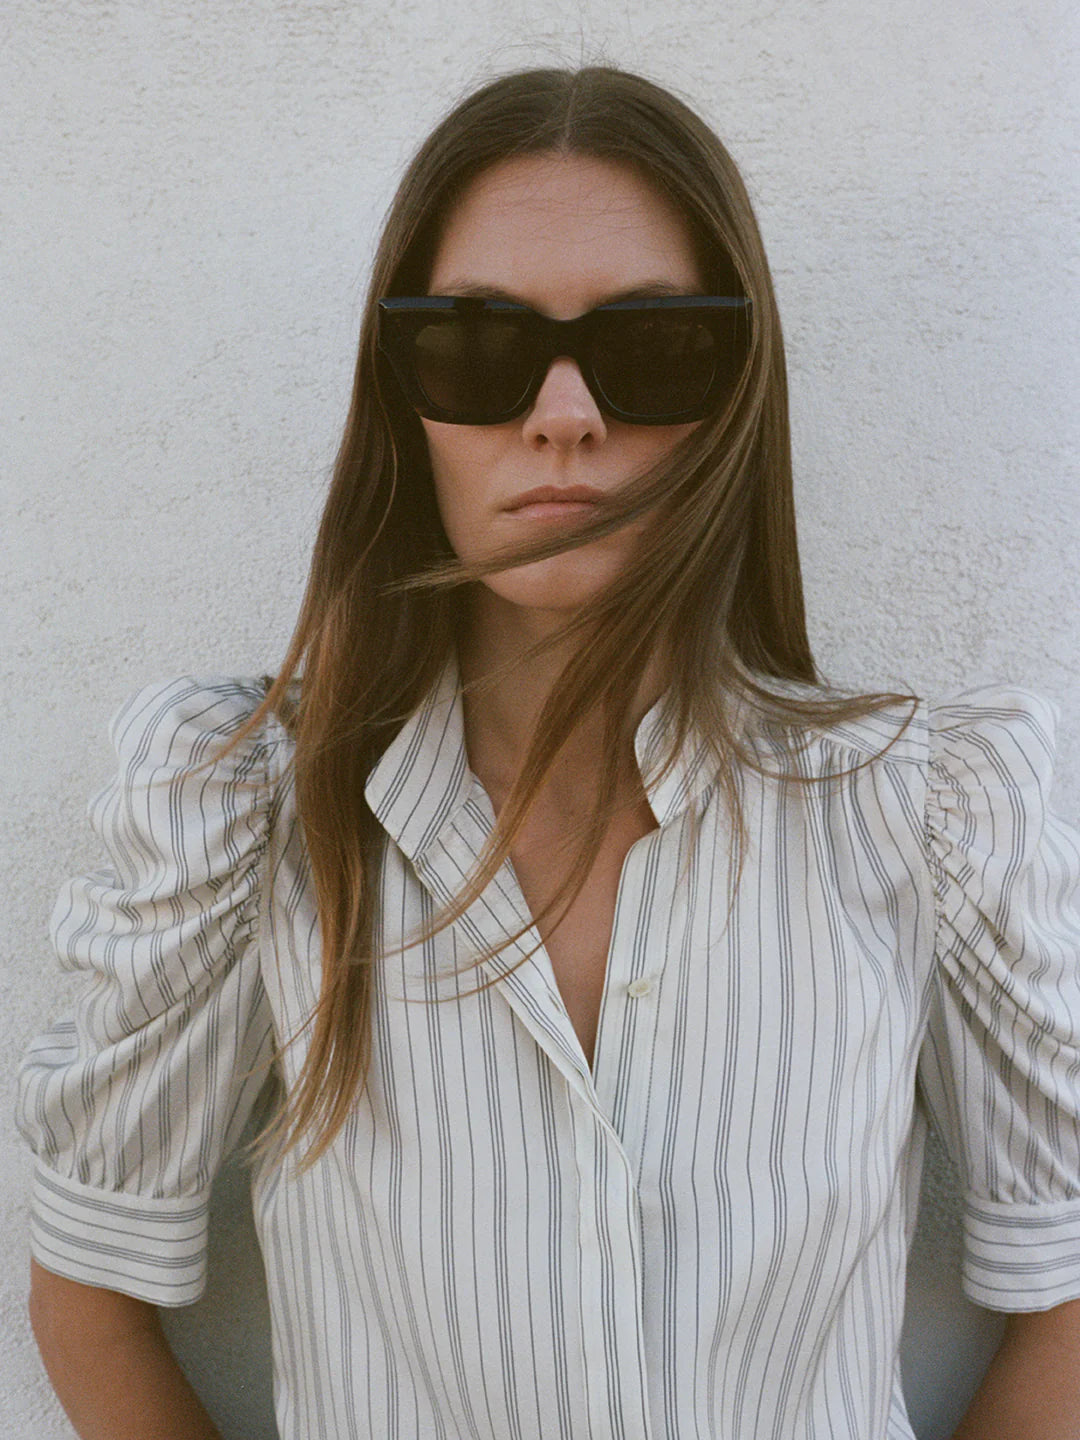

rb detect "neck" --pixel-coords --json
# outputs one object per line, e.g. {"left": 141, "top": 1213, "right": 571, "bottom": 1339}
{"left": 458, "top": 586, "right": 664, "bottom": 803}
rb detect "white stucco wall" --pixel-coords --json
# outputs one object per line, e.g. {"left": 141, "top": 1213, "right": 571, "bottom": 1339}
{"left": 2, "top": 2, "right": 1076, "bottom": 1436}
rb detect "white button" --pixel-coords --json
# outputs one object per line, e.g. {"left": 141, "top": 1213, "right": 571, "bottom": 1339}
{"left": 626, "top": 977, "right": 654, "bottom": 998}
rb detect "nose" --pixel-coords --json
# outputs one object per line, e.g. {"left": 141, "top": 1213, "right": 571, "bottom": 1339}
{"left": 521, "top": 356, "right": 608, "bottom": 451}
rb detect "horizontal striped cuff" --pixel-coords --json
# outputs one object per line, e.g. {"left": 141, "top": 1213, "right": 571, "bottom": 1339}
{"left": 962, "top": 1194, "right": 1080, "bottom": 1311}
{"left": 30, "top": 1163, "right": 211, "bottom": 1306}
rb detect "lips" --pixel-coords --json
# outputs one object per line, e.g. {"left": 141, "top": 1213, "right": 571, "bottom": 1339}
{"left": 503, "top": 485, "right": 604, "bottom": 512}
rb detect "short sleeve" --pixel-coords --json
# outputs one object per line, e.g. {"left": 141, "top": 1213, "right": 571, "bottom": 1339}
{"left": 918, "top": 688, "right": 1080, "bottom": 1311}
{"left": 16, "top": 677, "right": 283, "bottom": 1305}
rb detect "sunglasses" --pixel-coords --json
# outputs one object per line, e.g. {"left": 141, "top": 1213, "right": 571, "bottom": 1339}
{"left": 377, "top": 294, "right": 752, "bottom": 426}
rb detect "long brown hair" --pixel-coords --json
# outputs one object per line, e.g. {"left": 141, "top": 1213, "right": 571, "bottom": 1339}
{"left": 244, "top": 66, "right": 910, "bottom": 1164}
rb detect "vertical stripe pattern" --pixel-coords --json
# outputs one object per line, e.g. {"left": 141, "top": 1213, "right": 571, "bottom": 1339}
{"left": 17, "top": 672, "right": 1080, "bottom": 1439}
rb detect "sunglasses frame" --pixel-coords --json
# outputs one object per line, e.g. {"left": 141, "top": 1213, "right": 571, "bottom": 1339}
{"left": 376, "top": 294, "right": 752, "bottom": 426}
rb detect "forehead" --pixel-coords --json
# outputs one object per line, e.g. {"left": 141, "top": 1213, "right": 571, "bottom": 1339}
{"left": 428, "top": 152, "right": 703, "bottom": 309}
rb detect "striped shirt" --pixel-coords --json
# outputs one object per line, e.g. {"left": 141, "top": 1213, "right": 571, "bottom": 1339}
{"left": 17, "top": 671, "right": 1080, "bottom": 1439}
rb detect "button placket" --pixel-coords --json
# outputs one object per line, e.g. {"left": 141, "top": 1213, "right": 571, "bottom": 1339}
{"left": 573, "top": 1106, "right": 654, "bottom": 1440}
{"left": 591, "top": 824, "right": 672, "bottom": 1141}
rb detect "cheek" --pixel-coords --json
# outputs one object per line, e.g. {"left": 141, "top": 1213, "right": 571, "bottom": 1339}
{"left": 421, "top": 422, "right": 462, "bottom": 511}
{"left": 640, "top": 421, "right": 701, "bottom": 461}
{"left": 420, "top": 423, "right": 491, "bottom": 552}
{"left": 605, "top": 420, "right": 701, "bottom": 484}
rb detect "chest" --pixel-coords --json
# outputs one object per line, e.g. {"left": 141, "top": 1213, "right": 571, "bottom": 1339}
{"left": 269, "top": 761, "right": 935, "bottom": 1104}
{"left": 506, "top": 797, "right": 659, "bottom": 1070}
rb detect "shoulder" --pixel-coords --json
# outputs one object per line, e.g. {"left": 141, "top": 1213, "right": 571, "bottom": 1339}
{"left": 791, "top": 682, "right": 1066, "bottom": 890}
{"left": 107, "top": 675, "right": 292, "bottom": 781}
{"left": 750, "top": 685, "right": 1067, "bottom": 878}
{"left": 926, "top": 686, "right": 1057, "bottom": 783}
{"left": 759, "top": 680, "right": 1057, "bottom": 779}
{"left": 923, "top": 686, "right": 1062, "bottom": 885}
{"left": 89, "top": 676, "right": 295, "bottom": 887}
{"left": 771, "top": 685, "right": 1074, "bottom": 958}
{"left": 743, "top": 677, "right": 925, "bottom": 772}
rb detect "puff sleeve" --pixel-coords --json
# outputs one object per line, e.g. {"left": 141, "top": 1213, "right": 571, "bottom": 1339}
{"left": 918, "top": 689, "right": 1080, "bottom": 1311}
{"left": 16, "top": 678, "right": 282, "bottom": 1305}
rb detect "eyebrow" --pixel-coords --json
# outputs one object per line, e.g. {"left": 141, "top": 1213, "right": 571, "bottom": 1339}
{"left": 432, "top": 280, "right": 700, "bottom": 304}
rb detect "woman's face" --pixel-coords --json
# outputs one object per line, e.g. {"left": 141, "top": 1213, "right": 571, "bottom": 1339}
{"left": 421, "top": 151, "right": 705, "bottom": 623}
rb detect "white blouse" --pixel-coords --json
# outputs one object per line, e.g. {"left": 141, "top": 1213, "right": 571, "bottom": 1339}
{"left": 17, "top": 671, "right": 1080, "bottom": 1440}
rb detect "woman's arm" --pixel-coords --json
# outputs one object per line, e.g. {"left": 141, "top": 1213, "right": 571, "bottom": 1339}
{"left": 950, "top": 1298, "right": 1080, "bottom": 1440}
{"left": 29, "top": 1259, "right": 223, "bottom": 1440}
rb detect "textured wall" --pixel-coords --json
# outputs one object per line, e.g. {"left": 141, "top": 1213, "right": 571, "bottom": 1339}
{"left": 3, "top": 2, "right": 1076, "bottom": 1436}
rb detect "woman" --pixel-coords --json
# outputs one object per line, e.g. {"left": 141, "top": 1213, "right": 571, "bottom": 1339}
{"left": 18, "top": 66, "right": 1080, "bottom": 1439}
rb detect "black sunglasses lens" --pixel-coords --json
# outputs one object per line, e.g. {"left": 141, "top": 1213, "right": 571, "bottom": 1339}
{"left": 389, "top": 302, "right": 749, "bottom": 422}
{"left": 410, "top": 315, "right": 533, "bottom": 418}
{"left": 591, "top": 312, "right": 721, "bottom": 417}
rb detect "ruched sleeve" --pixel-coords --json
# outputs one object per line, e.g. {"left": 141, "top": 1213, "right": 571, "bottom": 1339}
{"left": 16, "top": 677, "right": 282, "bottom": 1305}
{"left": 918, "top": 688, "right": 1080, "bottom": 1311}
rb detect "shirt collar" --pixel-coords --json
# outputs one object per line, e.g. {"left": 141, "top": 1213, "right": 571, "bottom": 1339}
{"left": 364, "top": 659, "right": 716, "bottom": 864}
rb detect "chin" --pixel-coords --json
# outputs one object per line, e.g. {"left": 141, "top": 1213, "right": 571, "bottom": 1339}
{"left": 483, "top": 552, "right": 627, "bottom": 618}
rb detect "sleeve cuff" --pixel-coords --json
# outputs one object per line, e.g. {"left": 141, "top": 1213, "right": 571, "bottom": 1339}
{"left": 962, "top": 1194, "right": 1080, "bottom": 1311}
{"left": 30, "top": 1163, "right": 211, "bottom": 1306}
